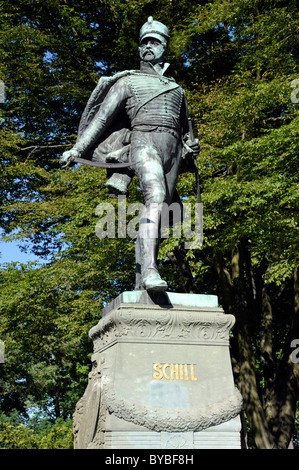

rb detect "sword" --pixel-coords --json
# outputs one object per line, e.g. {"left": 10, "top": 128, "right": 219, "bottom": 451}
{"left": 65, "top": 155, "right": 136, "bottom": 169}
{"left": 188, "top": 117, "right": 195, "bottom": 142}
{"left": 187, "top": 117, "right": 201, "bottom": 204}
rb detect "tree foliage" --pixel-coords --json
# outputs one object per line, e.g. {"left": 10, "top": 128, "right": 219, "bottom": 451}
{"left": 0, "top": 0, "right": 298, "bottom": 449}
{"left": 0, "top": 412, "right": 73, "bottom": 449}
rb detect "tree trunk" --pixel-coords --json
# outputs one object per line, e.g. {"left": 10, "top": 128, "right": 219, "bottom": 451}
{"left": 271, "top": 267, "right": 299, "bottom": 448}
{"left": 213, "top": 243, "right": 276, "bottom": 448}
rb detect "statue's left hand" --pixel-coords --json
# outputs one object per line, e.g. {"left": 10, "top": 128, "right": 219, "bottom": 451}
{"left": 185, "top": 138, "right": 200, "bottom": 156}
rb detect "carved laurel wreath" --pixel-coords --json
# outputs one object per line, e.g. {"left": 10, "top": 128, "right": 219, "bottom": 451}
{"left": 101, "top": 374, "right": 243, "bottom": 433}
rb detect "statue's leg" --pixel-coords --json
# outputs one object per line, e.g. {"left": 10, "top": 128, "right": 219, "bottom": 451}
{"left": 131, "top": 132, "right": 167, "bottom": 291}
{"left": 137, "top": 202, "right": 166, "bottom": 291}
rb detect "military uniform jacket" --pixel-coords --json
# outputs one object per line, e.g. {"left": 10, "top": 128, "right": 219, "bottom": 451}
{"left": 75, "top": 62, "right": 191, "bottom": 165}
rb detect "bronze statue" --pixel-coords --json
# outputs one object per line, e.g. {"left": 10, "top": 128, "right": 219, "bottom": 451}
{"left": 60, "top": 17, "right": 200, "bottom": 292}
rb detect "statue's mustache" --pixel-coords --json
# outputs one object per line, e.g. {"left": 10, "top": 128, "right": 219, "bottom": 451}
{"left": 142, "top": 48, "right": 154, "bottom": 56}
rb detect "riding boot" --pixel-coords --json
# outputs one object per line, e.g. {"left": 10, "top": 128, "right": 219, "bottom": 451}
{"left": 135, "top": 202, "right": 168, "bottom": 292}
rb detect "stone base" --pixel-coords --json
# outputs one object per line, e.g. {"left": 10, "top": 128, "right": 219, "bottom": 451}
{"left": 102, "top": 290, "right": 219, "bottom": 315}
{"left": 104, "top": 416, "right": 242, "bottom": 449}
{"left": 73, "top": 292, "right": 243, "bottom": 449}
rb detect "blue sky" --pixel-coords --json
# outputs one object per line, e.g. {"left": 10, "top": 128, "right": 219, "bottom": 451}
{"left": 0, "top": 240, "right": 39, "bottom": 264}
{"left": 0, "top": 227, "right": 40, "bottom": 264}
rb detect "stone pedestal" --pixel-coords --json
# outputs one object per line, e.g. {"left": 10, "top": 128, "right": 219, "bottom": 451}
{"left": 73, "top": 292, "right": 243, "bottom": 449}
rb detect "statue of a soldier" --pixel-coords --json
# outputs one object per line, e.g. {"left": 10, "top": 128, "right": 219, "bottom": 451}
{"left": 60, "top": 17, "right": 200, "bottom": 292}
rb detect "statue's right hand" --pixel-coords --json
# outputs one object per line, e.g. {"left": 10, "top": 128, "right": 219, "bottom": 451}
{"left": 59, "top": 148, "right": 81, "bottom": 168}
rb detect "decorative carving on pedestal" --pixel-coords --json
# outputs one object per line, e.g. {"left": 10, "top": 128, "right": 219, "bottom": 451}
{"left": 89, "top": 305, "right": 236, "bottom": 352}
{"left": 102, "top": 356, "right": 242, "bottom": 431}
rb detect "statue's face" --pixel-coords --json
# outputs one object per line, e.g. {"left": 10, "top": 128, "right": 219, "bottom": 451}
{"left": 139, "top": 37, "right": 167, "bottom": 63}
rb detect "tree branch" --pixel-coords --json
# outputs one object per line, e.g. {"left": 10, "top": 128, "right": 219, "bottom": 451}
{"left": 18, "top": 144, "right": 71, "bottom": 160}
{"left": 19, "top": 144, "right": 70, "bottom": 151}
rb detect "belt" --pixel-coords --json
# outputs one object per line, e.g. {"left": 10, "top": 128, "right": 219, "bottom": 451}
{"left": 133, "top": 125, "right": 180, "bottom": 139}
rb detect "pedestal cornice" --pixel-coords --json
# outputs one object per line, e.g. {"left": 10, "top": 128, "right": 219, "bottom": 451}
{"left": 90, "top": 304, "right": 235, "bottom": 352}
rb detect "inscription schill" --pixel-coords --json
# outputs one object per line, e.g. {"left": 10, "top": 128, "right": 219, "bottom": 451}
{"left": 153, "top": 363, "right": 198, "bottom": 381}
